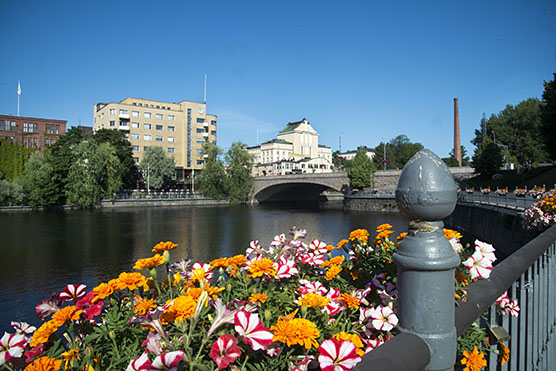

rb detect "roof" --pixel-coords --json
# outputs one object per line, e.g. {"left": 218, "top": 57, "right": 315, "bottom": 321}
{"left": 278, "top": 118, "right": 309, "bottom": 133}
{"left": 318, "top": 144, "right": 330, "bottom": 148}
{"left": 262, "top": 138, "right": 292, "bottom": 145}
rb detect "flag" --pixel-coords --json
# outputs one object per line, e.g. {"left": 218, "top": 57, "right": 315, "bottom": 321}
{"left": 17, "top": 81, "right": 21, "bottom": 96}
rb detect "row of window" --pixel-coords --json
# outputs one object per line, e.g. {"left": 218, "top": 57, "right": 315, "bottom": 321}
{"left": 132, "top": 145, "right": 175, "bottom": 154}
{"left": 108, "top": 109, "right": 175, "bottom": 121}
{"left": 45, "top": 124, "right": 61, "bottom": 135}
{"left": 0, "top": 120, "right": 17, "bottom": 131}
{"left": 131, "top": 102, "right": 172, "bottom": 110}
{"left": 130, "top": 134, "right": 176, "bottom": 143}
{"left": 23, "top": 122, "right": 38, "bottom": 133}
{"left": 23, "top": 137, "right": 38, "bottom": 148}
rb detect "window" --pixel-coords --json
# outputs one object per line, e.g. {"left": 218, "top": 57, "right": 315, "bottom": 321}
{"left": 144, "top": 124, "right": 151, "bottom": 130}
{"left": 132, "top": 111, "right": 139, "bottom": 117}
{"left": 155, "top": 136, "right": 163, "bottom": 142}
{"left": 119, "top": 109, "right": 128, "bottom": 115}
{"left": 144, "top": 135, "right": 152, "bottom": 141}
{"left": 156, "top": 125, "right": 163, "bottom": 130}
{"left": 131, "top": 134, "right": 139, "bottom": 140}
{"left": 211, "top": 130, "right": 217, "bottom": 136}
{"left": 144, "top": 112, "right": 151, "bottom": 118}
{"left": 150, "top": 104, "right": 154, "bottom": 108}
{"left": 144, "top": 146, "right": 149, "bottom": 151}
{"left": 33, "top": 138, "right": 38, "bottom": 147}
{"left": 196, "top": 139, "right": 204, "bottom": 144}
{"left": 138, "top": 103, "right": 143, "bottom": 107}
{"left": 168, "top": 126, "right": 175, "bottom": 132}
{"left": 133, "top": 157, "right": 139, "bottom": 163}
{"left": 168, "top": 137, "right": 175, "bottom": 143}
{"left": 168, "top": 115, "right": 175, "bottom": 121}
{"left": 131, "top": 122, "right": 139, "bottom": 129}
{"left": 132, "top": 145, "right": 139, "bottom": 151}
{"left": 196, "top": 128, "right": 204, "bottom": 133}
{"left": 110, "top": 121, "right": 116, "bottom": 127}
{"left": 197, "top": 160, "right": 204, "bottom": 165}
{"left": 196, "top": 118, "right": 204, "bottom": 123}
{"left": 156, "top": 105, "right": 160, "bottom": 109}
{"left": 119, "top": 121, "right": 127, "bottom": 127}
{"left": 110, "top": 109, "right": 116, "bottom": 115}
{"left": 211, "top": 120, "right": 217, "bottom": 126}
{"left": 168, "top": 148, "right": 175, "bottom": 154}
{"left": 156, "top": 113, "right": 163, "bottom": 120}
{"left": 196, "top": 149, "right": 203, "bottom": 154}
{"left": 132, "top": 102, "right": 137, "bottom": 106}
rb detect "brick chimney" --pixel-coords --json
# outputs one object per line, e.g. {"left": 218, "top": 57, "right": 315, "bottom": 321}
{"left": 454, "top": 98, "right": 462, "bottom": 167}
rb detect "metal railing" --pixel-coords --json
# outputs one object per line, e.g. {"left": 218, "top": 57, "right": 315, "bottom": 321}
{"left": 111, "top": 190, "right": 207, "bottom": 200}
{"left": 457, "top": 191, "right": 538, "bottom": 211}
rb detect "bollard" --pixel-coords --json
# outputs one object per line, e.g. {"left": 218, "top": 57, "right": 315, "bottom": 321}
{"left": 394, "top": 149, "right": 460, "bottom": 371}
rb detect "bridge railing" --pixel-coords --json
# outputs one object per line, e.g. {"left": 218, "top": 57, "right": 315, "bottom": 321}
{"left": 457, "top": 191, "right": 537, "bottom": 211}
{"left": 111, "top": 190, "right": 207, "bottom": 200}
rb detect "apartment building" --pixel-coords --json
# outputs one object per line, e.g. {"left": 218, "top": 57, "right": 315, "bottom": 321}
{"left": 247, "top": 118, "right": 333, "bottom": 176}
{"left": 93, "top": 97, "right": 217, "bottom": 187}
{"left": 0, "top": 114, "right": 67, "bottom": 151}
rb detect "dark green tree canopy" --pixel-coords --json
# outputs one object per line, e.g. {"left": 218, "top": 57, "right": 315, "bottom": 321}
{"left": 442, "top": 146, "right": 470, "bottom": 167}
{"left": 540, "top": 73, "right": 556, "bottom": 161}
{"left": 471, "top": 139, "right": 504, "bottom": 176}
{"left": 196, "top": 142, "right": 228, "bottom": 200}
{"left": 225, "top": 142, "right": 253, "bottom": 205}
{"left": 138, "top": 146, "right": 175, "bottom": 190}
{"left": 373, "top": 135, "right": 424, "bottom": 170}
{"left": 93, "top": 129, "right": 137, "bottom": 187}
{"left": 347, "top": 146, "right": 376, "bottom": 189}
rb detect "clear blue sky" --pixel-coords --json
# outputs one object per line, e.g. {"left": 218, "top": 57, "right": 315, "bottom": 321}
{"left": 1, "top": 0, "right": 554, "bottom": 159}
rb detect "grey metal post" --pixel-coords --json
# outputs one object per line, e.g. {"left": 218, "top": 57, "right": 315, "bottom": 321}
{"left": 394, "top": 149, "right": 460, "bottom": 371}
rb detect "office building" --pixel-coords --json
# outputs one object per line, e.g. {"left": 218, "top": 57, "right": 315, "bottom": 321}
{"left": 0, "top": 114, "right": 67, "bottom": 151}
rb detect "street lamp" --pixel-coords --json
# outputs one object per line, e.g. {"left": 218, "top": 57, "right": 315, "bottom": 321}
{"left": 381, "top": 138, "right": 387, "bottom": 171}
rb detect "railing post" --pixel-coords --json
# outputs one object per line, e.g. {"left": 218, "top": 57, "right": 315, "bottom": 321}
{"left": 394, "top": 149, "right": 460, "bottom": 371}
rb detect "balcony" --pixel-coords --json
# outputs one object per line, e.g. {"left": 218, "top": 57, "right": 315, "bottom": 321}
{"left": 202, "top": 132, "right": 209, "bottom": 138}
{"left": 119, "top": 113, "right": 130, "bottom": 120}
{"left": 203, "top": 121, "right": 209, "bottom": 128}
{"left": 118, "top": 125, "right": 130, "bottom": 131}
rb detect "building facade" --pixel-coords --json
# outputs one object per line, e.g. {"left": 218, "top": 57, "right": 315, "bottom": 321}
{"left": 247, "top": 118, "right": 333, "bottom": 176}
{"left": 93, "top": 97, "right": 217, "bottom": 188}
{"left": 337, "top": 146, "right": 375, "bottom": 161}
{"left": 0, "top": 114, "right": 67, "bottom": 151}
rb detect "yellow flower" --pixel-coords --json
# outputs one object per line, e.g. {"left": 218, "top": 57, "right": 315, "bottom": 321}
{"left": 164, "top": 295, "right": 197, "bottom": 322}
{"left": 339, "top": 293, "right": 360, "bottom": 309}
{"left": 298, "top": 293, "right": 330, "bottom": 308}
{"left": 134, "top": 297, "right": 157, "bottom": 315}
{"left": 397, "top": 232, "right": 408, "bottom": 241}
{"left": 152, "top": 241, "right": 178, "bottom": 253}
{"left": 329, "top": 256, "right": 345, "bottom": 265}
{"left": 324, "top": 264, "right": 342, "bottom": 280}
{"left": 210, "top": 257, "right": 229, "bottom": 270}
{"left": 24, "top": 356, "right": 63, "bottom": 371}
{"left": 271, "top": 317, "right": 320, "bottom": 349}
{"left": 499, "top": 343, "right": 510, "bottom": 365}
{"left": 333, "top": 332, "right": 365, "bottom": 356}
{"left": 456, "top": 272, "right": 469, "bottom": 286}
{"left": 61, "top": 347, "right": 79, "bottom": 369}
{"left": 350, "top": 270, "right": 360, "bottom": 280}
{"left": 30, "top": 321, "right": 59, "bottom": 347}
{"left": 443, "top": 228, "right": 462, "bottom": 240}
{"left": 461, "top": 346, "right": 487, "bottom": 371}
{"left": 52, "top": 306, "right": 82, "bottom": 326}
{"left": 376, "top": 223, "right": 392, "bottom": 232}
{"left": 326, "top": 244, "right": 336, "bottom": 252}
{"left": 250, "top": 293, "right": 269, "bottom": 304}
{"left": 349, "top": 229, "right": 369, "bottom": 244}
{"left": 248, "top": 258, "right": 277, "bottom": 278}
{"left": 92, "top": 282, "right": 114, "bottom": 301}
{"left": 117, "top": 272, "right": 147, "bottom": 291}
{"left": 108, "top": 277, "right": 127, "bottom": 291}
{"left": 336, "top": 239, "right": 349, "bottom": 249}
{"left": 134, "top": 254, "right": 166, "bottom": 270}
{"left": 375, "top": 229, "right": 394, "bottom": 241}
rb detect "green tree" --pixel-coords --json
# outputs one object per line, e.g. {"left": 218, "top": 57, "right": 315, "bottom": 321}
{"left": 0, "top": 177, "right": 25, "bottom": 206}
{"left": 540, "top": 73, "right": 556, "bottom": 161}
{"left": 21, "top": 152, "right": 59, "bottom": 207}
{"left": 332, "top": 150, "right": 352, "bottom": 171}
{"left": 373, "top": 135, "right": 424, "bottom": 170}
{"left": 348, "top": 146, "right": 376, "bottom": 189}
{"left": 225, "top": 142, "right": 253, "bottom": 205}
{"left": 66, "top": 141, "right": 123, "bottom": 208}
{"left": 138, "top": 146, "right": 175, "bottom": 190}
{"left": 471, "top": 139, "right": 503, "bottom": 176}
{"left": 471, "top": 98, "right": 546, "bottom": 166}
{"left": 196, "top": 142, "right": 228, "bottom": 199}
{"left": 0, "top": 138, "right": 32, "bottom": 181}
{"left": 93, "top": 129, "right": 137, "bottom": 188}
{"left": 442, "top": 146, "right": 470, "bottom": 167}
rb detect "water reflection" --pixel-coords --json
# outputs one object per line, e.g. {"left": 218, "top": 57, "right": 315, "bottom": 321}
{"left": 0, "top": 205, "right": 408, "bottom": 333}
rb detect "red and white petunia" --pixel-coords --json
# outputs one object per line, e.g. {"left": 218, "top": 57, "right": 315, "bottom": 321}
{"left": 234, "top": 310, "right": 273, "bottom": 351}
{"left": 369, "top": 306, "right": 398, "bottom": 332}
{"left": 298, "top": 251, "right": 326, "bottom": 267}
{"left": 207, "top": 299, "right": 238, "bottom": 339}
{"left": 318, "top": 338, "right": 361, "bottom": 371}
{"left": 474, "top": 240, "right": 496, "bottom": 263}
{"left": 322, "top": 288, "right": 343, "bottom": 316}
{"left": 275, "top": 256, "right": 298, "bottom": 279}
{"left": 59, "top": 284, "right": 87, "bottom": 301}
{"left": 126, "top": 350, "right": 152, "bottom": 371}
{"left": 0, "top": 332, "right": 27, "bottom": 365}
{"left": 245, "top": 240, "right": 264, "bottom": 260}
{"left": 209, "top": 334, "right": 242, "bottom": 370}
{"left": 309, "top": 239, "right": 328, "bottom": 254}
{"left": 462, "top": 250, "right": 493, "bottom": 279}
{"left": 149, "top": 351, "right": 186, "bottom": 371}
{"left": 289, "top": 226, "right": 307, "bottom": 240}
{"left": 10, "top": 322, "right": 36, "bottom": 340}
{"left": 298, "top": 279, "right": 327, "bottom": 296}
{"left": 270, "top": 234, "right": 287, "bottom": 248}
{"left": 506, "top": 300, "right": 520, "bottom": 317}
{"left": 362, "top": 337, "right": 384, "bottom": 353}
{"left": 35, "top": 292, "right": 63, "bottom": 320}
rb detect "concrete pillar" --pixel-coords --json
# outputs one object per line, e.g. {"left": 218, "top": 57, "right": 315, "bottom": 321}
{"left": 454, "top": 98, "right": 462, "bottom": 167}
{"left": 394, "top": 149, "right": 460, "bottom": 371}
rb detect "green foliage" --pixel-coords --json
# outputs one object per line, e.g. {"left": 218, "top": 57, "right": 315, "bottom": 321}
{"left": 0, "top": 138, "right": 32, "bottom": 181}
{"left": 347, "top": 146, "right": 376, "bottom": 189}
{"left": 373, "top": 135, "right": 424, "bottom": 170}
{"left": 225, "top": 142, "right": 253, "bottom": 205}
{"left": 442, "top": 146, "right": 471, "bottom": 167}
{"left": 139, "top": 146, "right": 176, "bottom": 190}
{"left": 540, "top": 73, "right": 556, "bottom": 161}
{"left": 471, "top": 139, "right": 504, "bottom": 176}
{"left": 332, "top": 150, "right": 352, "bottom": 171}
{"left": 0, "top": 177, "right": 25, "bottom": 206}
{"left": 93, "top": 128, "right": 137, "bottom": 188}
{"left": 196, "top": 142, "right": 228, "bottom": 199}
{"left": 471, "top": 98, "right": 547, "bottom": 166}
{"left": 21, "top": 152, "right": 59, "bottom": 207}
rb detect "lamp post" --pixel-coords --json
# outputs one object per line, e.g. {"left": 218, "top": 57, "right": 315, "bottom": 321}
{"left": 382, "top": 138, "right": 387, "bottom": 171}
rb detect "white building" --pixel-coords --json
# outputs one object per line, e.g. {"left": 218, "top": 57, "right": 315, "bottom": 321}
{"left": 338, "top": 146, "right": 376, "bottom": 161}
{"left": 247, "top": 118, "right": 333, "bottom": 176}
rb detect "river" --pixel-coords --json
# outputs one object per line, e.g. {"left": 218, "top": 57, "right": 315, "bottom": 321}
{"left": 0, "top": 205, "right": 408, "bottom": 333}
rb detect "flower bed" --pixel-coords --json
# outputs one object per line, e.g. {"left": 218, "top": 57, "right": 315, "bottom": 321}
{"left": 525, "top": 190, "right": 556, "bottom": 230}
{"left": 1, "top": 225, "right": 518, "bottom": 370}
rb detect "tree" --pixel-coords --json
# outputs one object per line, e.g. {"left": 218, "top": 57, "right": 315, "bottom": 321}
{"left": 348, "top": 146, "right": 376, "bottom": 189}
{"left": 442, "top": 146, "right": 470, "bottom": 167}
{"left": 196, "top": 142, "right": 228, "bottom": 199}
{"left": 93, "top": 129, "right": 137, "bottom": 188}
{"left": 138, "top": 146, "right": 176, "bottom": 190}
{"left": 540, "top": 73, "right": 556, "bottom": 161}
{"left": 332, "top": 150, "right": 352, "bottom": 171}
{"left": 21, "top": 152, "right": 59, "bottom": 207}
{"left": 0, "top": 177, "right": 24, "bottom": 206}
{"left": 0, "top": 138, "right": 32, "bottom": 181}
{"left": 471, "top": 98, "right": 547, "bottom": 166}
{"left": 471, "top": 139, "right": 503, "bottom": 176}
{"left": 225, "top": 142, "right": 253, "bottom": 205}
{"left": 373, "top": 135, "right": 424, "bottom": 170}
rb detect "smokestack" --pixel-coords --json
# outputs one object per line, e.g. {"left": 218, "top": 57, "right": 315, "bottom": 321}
{"left": 454, "top": 98, "right": 462, "bottom": 167}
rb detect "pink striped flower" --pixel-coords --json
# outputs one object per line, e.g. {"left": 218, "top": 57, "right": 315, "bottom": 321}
{"left": 10, "top": 322, "right": 36, "bottom": 339}
{"left": 318, "top": 338, "right": 361, "bottom": 371}
{"left": 35, "top": 292, "right": 63, "bottom": 320}
{"left": 298, "top": 280, "right": 327, "bottom": 296}
{"left": 59, "top": 284, "right": 87, "bottom": 301}
{"left": 234, "top": 310, "right": 273, "bottom": 351}
{"left": 149, "top": 351, "right": 186, "bottom": 371}
{"left": 462, "top": 250, "right": 493, "bottom": 279}
{"left": 309, "top": 239, "right": 328, "bottom": 254}
{"left": 0, "top": 332, "right": 27, "bottom": 365}
{"left": 506, "top": 300, "right": 520, "bottom": 317}
{"left": 270, "top": 234, "right": 287, "bottom": 248}
{"left": 126, "top": 350, "right": 152, "bottom": 371}
{"left": 210, "top": 334, "right": 242, "bottom": 370}
{"left": 275, "top": 256, "right": 298, "bottom": 279}
{"left": 369, "top": 306, "right": 398, "bottom": 332}
{"left": 289, "top": 226, "right": 307, "bottom": 240}
{"left": 474, "top": 240, "right": 496, "bottom": 263}
{"left": 245, "top": 240, "right": 264, "bottom": 260}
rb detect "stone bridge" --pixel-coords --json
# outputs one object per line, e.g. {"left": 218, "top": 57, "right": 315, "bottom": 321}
{"left": 250, "top": 172, "right": 349, "bottom": 203}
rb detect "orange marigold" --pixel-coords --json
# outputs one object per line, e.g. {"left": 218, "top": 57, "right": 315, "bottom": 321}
{"left": 117, "top": 272, "right": 147, "bottom": 291}
{"left": 324, "top": 264, "right": 342, "bottom": 280}
{"left": 152, "top": 241, "right": 178, "bottom": 253}
{"left": 499, "top": 343, "right": 510, "bottom": 365}
{"left": 397, "top": 232, "right": 408, "bottom": 241}
{"left": 271, "top": 317, "right": 320, "bottom": 349}
{"left": 93, "top": 282, "right": 114, "bottom": 301}
{"left": 298, "top": 293, "right": 330, "bottom": 308}
{"left": 333, "top": 332, "right": 365, "bottom": 356}
{"left": 376, "top": 229, "right": 394, "bottom": 241}
{"left": 349, "top": 229, "right": 369, "bottom": 244}
{"left": 460, "top": 346, "right": 487, "bottom": 371}
{"left": 248, "top": 258, "right": 277, "bottom": 278}
{"left": 444, "top": 228, "right": 462, "bottom": 240}
{"left": 134, "top": 254, "right": 166, "bottom": 270}
{"left": 329, "top": 256, "right": 345, "bottom": 265}
{"left": 336, "top": 239, "right": 349, "bottom": 249}
{"left": 250, "top": 293, "right": 269, "bottom": 304}
{"left": 52, "top": 305, "right": 82, "bottom": 326}
{"left": 30, "top": 321, "right": 59, "bottom": 347}
{"left": 164, "top": 295, "right": 197, "bottom": 322}
{"left": 339, "top": 293, "right": 360, "bottom": 309}
{"left": 227, "top": 254, "right": 247, "bottom": 266}
{"left": 108, "top": 278, "right": 127, "bottom": 291}
{"left": 24, "top": 356, "right": 62, "bottom": 371}
{"left": 376, "top": 223, "right": 392, "bottom": 232}
{"left": 134, "top": 297, "right": 157, "bottom": 315}
{"left": 209, "top": 257, "right": 229, "bottom": 270}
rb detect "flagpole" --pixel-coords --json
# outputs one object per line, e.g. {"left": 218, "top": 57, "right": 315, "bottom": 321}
{"left": 17, "top": 81, "right": 21, "bottom": 117}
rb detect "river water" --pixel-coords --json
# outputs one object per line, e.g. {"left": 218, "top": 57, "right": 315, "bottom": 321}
{"left": 0, "top": 205, "right": 408, "bottom": 333}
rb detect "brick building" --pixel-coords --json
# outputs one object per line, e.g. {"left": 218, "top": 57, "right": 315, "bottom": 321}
{"left": 0, "top": 114, "right": 67, "bottom": 151}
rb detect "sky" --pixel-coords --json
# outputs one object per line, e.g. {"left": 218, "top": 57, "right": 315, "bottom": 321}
{"left": 1, "top": 0, "right": 555, "bottom": 159}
